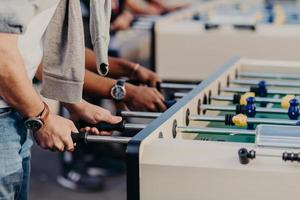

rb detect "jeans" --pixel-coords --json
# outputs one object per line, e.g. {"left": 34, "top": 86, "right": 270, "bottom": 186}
{"left": 0, "top": 109, "right": 33, "bottom": 200}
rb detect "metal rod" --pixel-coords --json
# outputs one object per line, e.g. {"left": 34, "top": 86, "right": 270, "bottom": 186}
{"left": 86, "top": 135, "right": 131, "bottom": 144}
{"left": 189, "top": 115, "right": 298, "bottom": 126}
{"left": 211, "top": 95, "right": 234, "bottom": 101}
{"left": 201, "top": 105, "right": 236, "bottom": 112}
{"left": 131, "top": 24, "right": 152, "bottom": 30}
{"left": 239, "top": 72, "right": 300, "bottom": 80}
{"left": 222, "top": 87, "right": 300, "bottom": 95}
{"left": 177, "top": 126, "right": 255, "bottom": 135}
{"left": 72, "top": 123, "right": 146, "bottom": 144}
{"left": 201, "top": 104, "right": 288, "bottom": 114}
{"left": 120, "top": 111, "right": 161, "bottom": 118}
{"left": 124, "top": 123, "right": 147, "bottom": 130}
{"left": 256, "top": 153, "right": 281, "bottom": 158}
{"left": 211, "top": 95, "right": 283, "bottom": 104}
{"left": 173, "top": 92, "right": 187, "bottom": 98}
{"left": 160, "top": 83, "right": 196, "bottom": 90}
{"left": 122, "top": 104, "right": 290, "bottom": 120}
{"left": 231, "top": 79, "right": 300, "bottom": 88}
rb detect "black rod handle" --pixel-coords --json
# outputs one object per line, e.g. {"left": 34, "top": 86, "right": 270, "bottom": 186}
{"left": 71, "top": 132, "right": 87, "bottom": 143}
{"left": 79, "top": 120, "right": 126, "bottom": 132}
{"left": 71, "top": 132, "right": 131, "bottom": 144}
{"left": 204, "top": 23, "right": 219, "bottom": 30}
{"left": 164, "top": 100, "right": 177, "bottom": 108}
{"left": 238, "top": 148, "right": 256, "bottom": 165}
{"left": 233, "top": 24, "right": 256, "bottom": 31}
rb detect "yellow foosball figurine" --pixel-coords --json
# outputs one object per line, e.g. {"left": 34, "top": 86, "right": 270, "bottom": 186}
{"left": 240, "top": 92, "right": 255, "bottom": 105}
{"left": 232, "top": 114, "right": 248, "bottom": 127}
{"left": 281, "top": 95, "right": 295, "bottom": 109}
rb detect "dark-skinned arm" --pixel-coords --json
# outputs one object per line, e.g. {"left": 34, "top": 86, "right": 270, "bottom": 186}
{"left": 36, "top": 66, "right": 166, "bottom": 112}
{"left": 85, "top": 48, "right": 160, "bottom": 87}
{"left": 85, "top": 48, "right": 136, "bottom": 79}
{"left": 83, "top": 70, "right": 166, "bottom": 111}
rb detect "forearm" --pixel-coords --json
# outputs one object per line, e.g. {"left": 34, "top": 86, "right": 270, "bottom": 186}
{"left": 149, "top": 0, "right": 164, "bottom": 7}
{"left": 83, "top": 69, "right": 115, "bottom": 99}
{"left": 83, "top": 69, "right": 135, "bottom": 102}
{"left": 125, "top": 0, "right": 150, "bottom": 15}
{"left": 108, "top": 57, "right": 137, "bottom": 78}
{"left": 38, "top": 61, "right": 134, "bottom": 101}
{"left": 0, "top": 35, "right": 44, "bottom": 117}
{"left": 85, "top": 48, "right": 136, "bottom": 79}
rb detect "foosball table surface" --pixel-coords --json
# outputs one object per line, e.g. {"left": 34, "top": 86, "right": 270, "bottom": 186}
{"left": 126, "top": 57, "right": 300, "bottom": 200}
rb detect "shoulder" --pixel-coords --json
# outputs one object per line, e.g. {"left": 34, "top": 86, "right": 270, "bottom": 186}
{"left": 0, "top": 0, "right": 35, "bottom": 34}
{"left": 0, "top": 0, "right": 60, "bottom": 34}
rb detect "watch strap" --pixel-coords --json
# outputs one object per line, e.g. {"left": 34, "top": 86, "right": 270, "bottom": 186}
{"left": 40, "top": 102, "right": 50, "bottom": 123}
{"left": 23, "top": 102, "right": 50, "bottom": 132}
{"left": 24, "top": 102, "right": 50, "bottom": 123}
{"left": 116, "top": 79, "right": 125, "bottom": 86}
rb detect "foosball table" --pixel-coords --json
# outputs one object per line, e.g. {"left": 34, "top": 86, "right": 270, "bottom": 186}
{"left": 155, "top": 0, "right": 300, "bottom": 81}
{"left": 72, "top": 57, "right": 300, "bottom": 200}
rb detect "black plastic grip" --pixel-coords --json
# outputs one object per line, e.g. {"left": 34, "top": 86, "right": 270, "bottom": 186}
{"left": 116, "top": 110, "right": 122, "bottom": 116}
{"left": 235, "top": 104, "right": 245, "bottom": 114}
{"left": 71, "top": 132, "right": 87, "bottom": 143}
{"left": 238, "top": 148, "right": 250, "bottom": 165}
{"left": 204, "top": 24, "right": 255, "bottom": 31}
{"left": 204, "top": 23, "right": 219, "bottom": 30}
{"left": 233, "top": 94, "right": 241, "bottom": 104}
{"left": 238, "top": 148, "right": 256, "bottom": 165}
{"left": 164, "top": 100, "right": 176, "bottom": 108}
{"left": 225, "top": 114, "right": 235, "bottom": 126}
{"left": 79, "top": 120, "right": 126, "bottom": 132}
{"left": 282, "top": 152, "right": 300, "bottom": 162}
{"left": 156, "top": 82, "right": 161, "bottom": 91}
{"left": 250, "top": 86, "right": 258, "bottom": 95}
{"left": 233, "top": 25, "right": 256, "bottom": 31}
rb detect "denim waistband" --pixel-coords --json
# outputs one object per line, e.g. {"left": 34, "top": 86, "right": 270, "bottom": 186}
{"left": 0, "top": 107, "right": 11, "bottom": 113}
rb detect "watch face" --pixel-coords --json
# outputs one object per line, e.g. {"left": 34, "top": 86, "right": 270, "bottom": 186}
{"left": 111, "top": 85, "right": 126, "bottom": 100}
{"left": 24, "top": 118, "right": 43, "bottom": 132}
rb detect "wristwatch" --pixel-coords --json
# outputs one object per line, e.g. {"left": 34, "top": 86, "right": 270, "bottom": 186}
{"left": 24, "top": 102, "right": 50, "bottom": 132}
{"left": 111, "top": 79, "right": 126, "bottom": 102}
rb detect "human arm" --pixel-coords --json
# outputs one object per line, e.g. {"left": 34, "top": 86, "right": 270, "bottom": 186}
{"left": 125, "top": 0, "right": 163, "bottom": 15}
{"left": 85, "top": 48, "right": 161, "bottom": 87}
{"left": 36, "top": 64, "right": 122, "bottom": 135}
{"left": 37, "top": 65, "right": 166, "bottom": 112}
{"left": 83, "top": 70, "right": 167, "bottom": 112}
{"left": 111, "top": 10, "right": 134, "bottom": 31}
{"left": 0, "top": 33, "right": 77, "bottom": 152}
{"left": 147, "top": 0, "right": 188, "bottom": 13}
{"left": 0, "top": 33, "right": 44, "bottom": 117}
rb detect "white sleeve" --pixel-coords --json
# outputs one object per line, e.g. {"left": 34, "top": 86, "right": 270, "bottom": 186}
{"left": 0, "top": 0, "right": 34, "bottom": 34}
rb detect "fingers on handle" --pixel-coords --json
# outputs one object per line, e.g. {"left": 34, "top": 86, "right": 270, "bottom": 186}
{"left": 63, "top": 122, "right": 77, "bottom": 152}
{"left": 53, "top": 138, "right": 65, "bottom": 152}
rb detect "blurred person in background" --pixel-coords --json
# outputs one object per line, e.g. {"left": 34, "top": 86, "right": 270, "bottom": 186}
{"left": 125, "top": 0, "right": 187, "bottom": 15}
{"left": 111, "top": 0, "right": 135, "bottom": 32}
